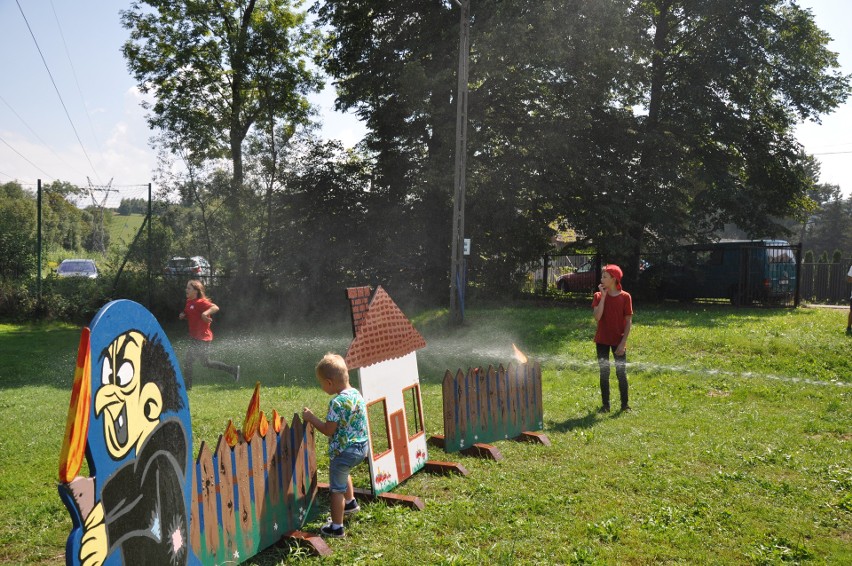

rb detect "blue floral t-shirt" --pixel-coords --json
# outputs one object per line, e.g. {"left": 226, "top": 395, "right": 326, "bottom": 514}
{"left": 326, "top": 387, "right": 369, "bottom": 459}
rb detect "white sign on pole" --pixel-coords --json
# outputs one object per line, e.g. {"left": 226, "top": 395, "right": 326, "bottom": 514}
{"left": 463, "top": 238, "right": 471, "bottom": 256}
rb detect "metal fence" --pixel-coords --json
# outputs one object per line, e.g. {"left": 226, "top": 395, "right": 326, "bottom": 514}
{"left": 799, "top": 260, "right": 852, "bottom": 304}
{"left": 528, "top": 246, "right": 851, "bottom": 307}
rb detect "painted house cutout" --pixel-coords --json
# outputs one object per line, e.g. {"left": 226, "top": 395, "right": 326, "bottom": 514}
{"left": 345, "top": 286, "right": 428, "bottom": 495}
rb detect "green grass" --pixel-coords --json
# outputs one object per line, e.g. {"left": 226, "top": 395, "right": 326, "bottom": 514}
{"left": 107, "top": 213, "right": 146, "bottom": 248}
{"left": 0, "top": 304, "right": 850, "bottom": 565}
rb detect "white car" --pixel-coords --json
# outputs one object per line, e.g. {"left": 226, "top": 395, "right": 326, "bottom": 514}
{"left": 56, "top": 259, "right": 98, "bottom": 279}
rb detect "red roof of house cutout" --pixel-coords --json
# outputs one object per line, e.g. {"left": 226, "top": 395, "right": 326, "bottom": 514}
{"left": 345, "top": 286, "right": 426, "bottom": 370}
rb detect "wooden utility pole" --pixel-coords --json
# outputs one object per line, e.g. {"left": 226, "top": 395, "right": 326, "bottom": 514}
{"left": 450, "top": 0, "right": 470, "bottom": 325}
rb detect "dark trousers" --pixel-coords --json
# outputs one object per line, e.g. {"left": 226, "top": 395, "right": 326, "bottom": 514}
{"left": 184, "top": 339, "right": 236, "bottom": 388}
{"left": 596, "top": 343, "right": 628, "bottom": 409}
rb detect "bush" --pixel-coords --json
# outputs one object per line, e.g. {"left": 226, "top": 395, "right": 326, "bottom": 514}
{"left": 0, "top": 280, "right": 37, "bottom": 321}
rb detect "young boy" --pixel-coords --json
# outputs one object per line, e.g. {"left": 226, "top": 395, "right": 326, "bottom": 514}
{"left": 302, "top": 353, "right": 369, "bottom": 538}
{"left": 592, "top": 264, "right": 633, "bottom": 412}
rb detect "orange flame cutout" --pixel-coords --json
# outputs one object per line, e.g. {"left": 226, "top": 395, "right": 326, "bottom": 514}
{"left": 59, "top": 327, "right": 92, "bottom": 483}
{"left": 272, "top": 409, "right": 282, "bottom": 433}
{"left": 243, "top": 381, "right": 261, "bottom": 441}
{"left": 258, "top": 411, "right": 268, "bottom": 437}
{"left": 224, "top": 420, "right": 239, "bottom": 448}
{"left": 512, "top": 343, "right": 528, "bottom": 364}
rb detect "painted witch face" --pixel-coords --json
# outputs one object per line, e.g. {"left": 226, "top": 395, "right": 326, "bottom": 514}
{"left": 95, "top": 331, "right": 162, "bottom": 460}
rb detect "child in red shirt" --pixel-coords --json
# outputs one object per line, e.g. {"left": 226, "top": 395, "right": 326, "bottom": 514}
{"left": 592, "top": 264, "right": 633, "bottom": 412}
{"left": 179, "top": 279, "right": 239, "bottom": 389}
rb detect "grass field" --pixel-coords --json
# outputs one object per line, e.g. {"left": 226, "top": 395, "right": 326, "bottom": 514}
{"left": 0, "top": 302, "right": 849, "bottom": 565}
{"left": 108, "top": 212, "right": 146, "bottom": 248}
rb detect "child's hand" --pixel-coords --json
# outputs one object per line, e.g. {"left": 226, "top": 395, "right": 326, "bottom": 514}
{"left": 598, "top": 284, "right": 605, "bottom": 293}
{"left": 302, "top": 407, "right": 314, "bottom": 422}
{"left": 179, "top": 312, "right": 185, "bottom": 320}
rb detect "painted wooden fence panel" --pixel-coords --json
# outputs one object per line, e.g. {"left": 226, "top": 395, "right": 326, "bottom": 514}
{"left": 442, "top": 362, "right": 543, "bottom": 453}
{"left": 191, "top": 414, "right": 317, "bottom": 565}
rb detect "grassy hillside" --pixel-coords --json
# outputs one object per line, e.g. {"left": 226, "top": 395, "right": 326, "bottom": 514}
{"left": 0, "top": 303, "right": 849, "bottom": 564}
{"left": 108, "top": 212, "right": 146, "bottom": 248}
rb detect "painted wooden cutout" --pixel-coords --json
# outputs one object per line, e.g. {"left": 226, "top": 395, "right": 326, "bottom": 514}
{"left": 58, "top": 300, "right": 319, "bottom": 566}
{"left": 440, "top": 362, "right": 545, "bottom": 453}
{"left": 344, "top": 286, "right": 428, "bottom": 495}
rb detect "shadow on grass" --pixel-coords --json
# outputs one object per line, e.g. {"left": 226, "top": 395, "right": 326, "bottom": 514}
{"left": 550, "top": 409, "right": 600, "bottom": 432}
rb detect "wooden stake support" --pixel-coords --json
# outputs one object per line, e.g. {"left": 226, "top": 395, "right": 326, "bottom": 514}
{"left": 281, "top": 530, "right": 332, "bottom": 557}
{"left": 515, "top": 431, "right": 551, "bottom": 446}
{"left": 428, "top": 434, "right": 504, "bottom": 461}
{"left": 424, "top": 460, "right": 469, "bottom": 476}
{"left": 318, "top": 483, "right": 425, "bottom": 511}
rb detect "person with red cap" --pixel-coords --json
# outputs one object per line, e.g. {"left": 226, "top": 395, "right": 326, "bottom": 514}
{"left": 592, "top": 264, "right": 633, "bottom": 412}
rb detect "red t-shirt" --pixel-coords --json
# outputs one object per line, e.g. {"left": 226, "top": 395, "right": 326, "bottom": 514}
{"left": 592, "top": 291, "right": 633, "bottom": 346}
{"left": 184, "top": 297, "right": 214, "bottom": 341}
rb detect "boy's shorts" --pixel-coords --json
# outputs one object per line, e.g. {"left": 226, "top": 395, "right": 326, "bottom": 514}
{"left": 329, "top": 440, "right": 369, "bottom": 493}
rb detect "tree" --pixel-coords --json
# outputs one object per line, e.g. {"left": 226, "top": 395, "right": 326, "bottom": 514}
{"left": 617, "top": 0, "right": 850, "bottom": 272}
{"left": 802, "top": 185, "right": 852, "bottom": 256}
{"left": 121, "top": 0, "right": 322, "bottom": 277}
{"left": 319, "top": 0, "right": 849, "bottom": 298}
{"left": 315, "top": 0, "right": 462, "bottom": 302}
{"left": 0, "top": 182, "right": 36, "bottom": 279}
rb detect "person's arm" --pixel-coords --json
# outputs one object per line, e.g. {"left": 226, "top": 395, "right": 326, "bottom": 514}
{"left": 302, "top": 407, "right": 338, "bottom": 437}
{"left": 593, "top": 288, "right": 606, "bottom": 321}
{"left": 615, "top": 315, "right": 632, "bottom": 356}
{"left": 201, "top": 302, "right": 219, "bottom": 323}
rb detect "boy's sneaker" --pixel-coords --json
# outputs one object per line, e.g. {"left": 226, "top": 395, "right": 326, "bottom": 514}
{"left": 319, "top": 523, "right": 345, "bottom": 538}
{"left": 598, "top": 405, "right": 610, "bottom": 414}
{"left": 343, "top": 499, "right": 360, "bottom": 515}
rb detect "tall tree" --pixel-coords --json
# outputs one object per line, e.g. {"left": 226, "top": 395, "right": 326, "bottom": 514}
{"left": 314, "top": 0, "right": 460, "bottom": 301}
{"left": 121, "top": 0, "right": 322, "bottom": 277}
{"left": 618, "top": 0, "right": 850, "bottom": 270}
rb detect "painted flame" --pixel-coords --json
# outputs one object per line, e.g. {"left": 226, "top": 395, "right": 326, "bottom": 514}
{"left": 224, "top": 420, "right": 239, "bottom": 448}
{"left": 258, "top": 411, "right": 268, "bottom": 437}
{"left": 512, "top": 343, "right": 528, "bottom": 364}
{"left": 272, "top": 409, "right": 282, "bottom": 433}
{"left": 243, "top": 381, "right": 261, "bottom": 441}
{"left": 59, "top": 327, "right": 91, "bottom": 483}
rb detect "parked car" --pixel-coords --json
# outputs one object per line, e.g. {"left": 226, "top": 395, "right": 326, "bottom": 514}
{"left": 164, "top": 256, "right": 212, "bottom": 283}
{"left": 56, "top": 259, "right": 98, "bottom": 279}
{"left": 641, "top": 240, "right": 797, "bottom": 305}
{"left": 556, "top": 260, "right": 598, "bottom": 292}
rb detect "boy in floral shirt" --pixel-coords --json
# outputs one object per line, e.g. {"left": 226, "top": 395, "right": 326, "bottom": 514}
{"left": 302, "top": 353, "right": 369, "bottom": 538}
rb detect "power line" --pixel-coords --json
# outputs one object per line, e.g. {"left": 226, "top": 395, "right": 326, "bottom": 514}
{"left": 0, "top": 133, "right": 56, "bottom": 181}
{"left": 812, "top": 150, "right": 852, "bottom": 156}
{"left": 14, "top": 0, "right": 102, "bottom": 184}
{"left": 0, "top": 93, "right": 88, "bottom": 178}
{"left": 49, "top": 0, "right": 105, "bottom": 159}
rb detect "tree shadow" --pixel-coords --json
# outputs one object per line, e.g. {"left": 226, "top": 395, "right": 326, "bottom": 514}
{"left": 550, "top": 409, "right": 600, "bottom": 432}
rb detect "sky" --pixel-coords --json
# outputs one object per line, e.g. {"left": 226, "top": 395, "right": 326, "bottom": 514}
{"left": 1, "top": 0, "right": 850, "bottom": 208}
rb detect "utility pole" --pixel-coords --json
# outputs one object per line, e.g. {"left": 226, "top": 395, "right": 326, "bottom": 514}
{"left": 37, "top": 179, "right": 42, "bottom": 306}
{"left": 450, "top": 0, "right": 470, "bottom": 325}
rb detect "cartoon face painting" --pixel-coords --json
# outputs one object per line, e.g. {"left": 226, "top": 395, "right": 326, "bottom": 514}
{"left": 56, "top": 300, "right": 194, "bottom": 566}
{"left": 95, "top": 330, "right": 163, "bottom": 460}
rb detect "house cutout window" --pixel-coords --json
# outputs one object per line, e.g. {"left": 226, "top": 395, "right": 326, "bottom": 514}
{"left": 367, "top": 398, "right": 391, "bottom": 459}
{"left": 403, "top": 384, "right": 424, "bottom": 439}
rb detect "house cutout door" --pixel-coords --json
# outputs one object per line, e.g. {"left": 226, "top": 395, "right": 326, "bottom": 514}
{"left": 389, "top": 409, "right": 411, "bottom": 482}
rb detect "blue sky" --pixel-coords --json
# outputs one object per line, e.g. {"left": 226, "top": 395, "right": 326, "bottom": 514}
{"left": 1, "top": 0, "right": 849, "bottom": 206}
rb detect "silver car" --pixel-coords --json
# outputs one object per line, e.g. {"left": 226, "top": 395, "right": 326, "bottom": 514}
{"left": 164, "top": 256, "right": 211, "bottom": 283}
{"left": 57, "top": 259, "right": 98, "bottom": 279}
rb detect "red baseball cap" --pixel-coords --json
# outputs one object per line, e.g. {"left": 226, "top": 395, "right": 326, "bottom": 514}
{"left": 604, "top": 264, "right": 623, "bottom": 290}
